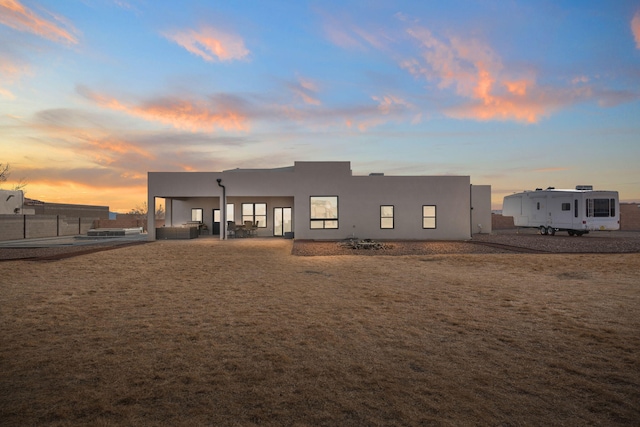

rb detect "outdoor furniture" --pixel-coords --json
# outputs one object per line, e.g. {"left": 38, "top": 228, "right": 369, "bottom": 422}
{"left": 227, "top": 221, "right": 237, "bottom": 238}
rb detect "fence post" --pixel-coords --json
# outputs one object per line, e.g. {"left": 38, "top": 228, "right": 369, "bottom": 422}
{"left": 23, "top": 215, "right": 26, "bottom": 239}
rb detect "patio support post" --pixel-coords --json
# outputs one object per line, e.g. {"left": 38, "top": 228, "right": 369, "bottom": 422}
{"left": 217, "top": 178, "right": 226, "bottom": 240}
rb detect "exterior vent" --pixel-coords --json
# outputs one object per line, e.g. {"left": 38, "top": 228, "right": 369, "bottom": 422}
{"left": 576, "top": 185, "right": 593, "bottom": 190}
{"left": 369, "top": 173, "right": 384, "bottom": 176}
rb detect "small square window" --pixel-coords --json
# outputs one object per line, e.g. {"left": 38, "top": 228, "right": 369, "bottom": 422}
{"left": 422, "top": 205, "right": 436, "bottom": 229}
{"left": 381, "top": 205, "right": 394, "bottom": 229}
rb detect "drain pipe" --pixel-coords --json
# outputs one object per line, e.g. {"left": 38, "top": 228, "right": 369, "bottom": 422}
{"left": 217, "top": 178, "right": 226, "bottom": 240}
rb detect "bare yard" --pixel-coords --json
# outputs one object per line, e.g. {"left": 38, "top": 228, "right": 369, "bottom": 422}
{"left": 1, "top": 238, "right": 639, "bottom": 426}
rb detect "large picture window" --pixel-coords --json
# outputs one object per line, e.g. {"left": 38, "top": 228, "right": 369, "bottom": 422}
{"left": 422, "top": 205, "right": 436, "bottom": 229}
{"left": 587, "top": 198, "right": 616, "bottom": 218}
{"left": 310, "top": 196, "right": 338, "bottom": 229}
{"left": 380, "top": 205, "right": 394, "bottom": 229}
{"left": 242, "top": 203, "right": 267, "bottom": 227}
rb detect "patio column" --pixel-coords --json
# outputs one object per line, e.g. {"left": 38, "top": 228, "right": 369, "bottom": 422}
{"left": 217, "top": 178, "right": 226, "bottom": 240}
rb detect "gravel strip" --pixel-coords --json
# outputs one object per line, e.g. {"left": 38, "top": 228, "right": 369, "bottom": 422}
{"left": 3, "top": 230, "right": 639, "bottom": 260}
{"left": 293, "top": 230, "right": 640, "bottom": 256}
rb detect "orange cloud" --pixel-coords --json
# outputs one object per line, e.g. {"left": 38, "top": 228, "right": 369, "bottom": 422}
{"left": 77, "top": 86, "right": 249, "bottom": 132}
{"left": 164, "top": 26, "right": 249, "bottom": 62}
{"left": 403, "top": 27, "right": 570, "bottom": 123}
{"left": 0, "top": 0, "right": 78, "bottom": 44}
{"left": 632, "top": 10, "right": 640, "bottom": 49}
{"left": 81, "top": 137, "right": 154, "bottom": 165}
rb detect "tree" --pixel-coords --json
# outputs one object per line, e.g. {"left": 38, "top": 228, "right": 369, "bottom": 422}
{"left": 128, "top": 202, "right": 148, "bottom": 218}
{"left": 155, "top": 203, "right": 165, "bottom": 219}
{"left": 0, "top": 163, "right": 27, "bottom": 191}
{"left": 129, "top": 202, "right": 164, "bottom": 219}
{"left": 0, "top": 163, "right": 9, "bottom": 184}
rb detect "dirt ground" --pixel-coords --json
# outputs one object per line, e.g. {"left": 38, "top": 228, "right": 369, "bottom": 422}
{"left": 1, "top": 238, "right": 639, "bottom": 426}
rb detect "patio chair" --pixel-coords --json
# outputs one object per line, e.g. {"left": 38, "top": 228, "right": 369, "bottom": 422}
{"left": 244, "top": 220, "right": 256, "bottom": 237}
{"left": 227, "top": 221, "right": 236, "bottom": 238}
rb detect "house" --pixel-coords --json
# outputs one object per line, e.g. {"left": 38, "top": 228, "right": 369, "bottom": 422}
{"left": 147, "top": 161, "right": 491, "bottom": 241}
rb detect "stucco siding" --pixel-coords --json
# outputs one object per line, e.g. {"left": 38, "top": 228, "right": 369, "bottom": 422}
{"left": 148, "top": 162, "right": 488, "bottom": 241}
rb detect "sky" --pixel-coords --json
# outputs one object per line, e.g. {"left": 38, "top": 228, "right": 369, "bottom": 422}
{"left": 1, "top": 0, "right": 639, "bottom": 212}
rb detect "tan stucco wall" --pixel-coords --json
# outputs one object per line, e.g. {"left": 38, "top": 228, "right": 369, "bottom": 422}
{"left": 148, "top": 162, "right": 484, "bottom": 241}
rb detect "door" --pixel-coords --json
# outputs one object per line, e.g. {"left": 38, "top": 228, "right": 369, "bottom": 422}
{"left": 273, "top": 207, "right": 292, "bottom": 236}
{"left": 212, "top": 209, "right": 220, "bottom": 235}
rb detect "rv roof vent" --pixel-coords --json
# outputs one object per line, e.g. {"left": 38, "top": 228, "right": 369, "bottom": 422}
{"left": 546, "top": 186, "right": 555, "bottom": 190}
{"left": 576, "top": 185, "right": 593, "bottom": 190}
{"left": 369, "top": 173, "right": 384, "bottom": 176}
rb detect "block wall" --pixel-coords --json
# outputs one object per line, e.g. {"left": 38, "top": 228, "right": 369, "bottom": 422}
{"left": 0, "top": 215, "right": 101, "bottom": 241}
{"left": 0, "top": 215, "right": 24, "bottom": 240}
{"left": 620, "top": 203, "right": 640, "bottom": 230}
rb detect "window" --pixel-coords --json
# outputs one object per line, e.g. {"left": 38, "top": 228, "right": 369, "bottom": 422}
{"left": 227, "top": 204, "right": 234, "bottom": 222}
{"left": 574, "top": 200, "right": 578, "bottom": 218}
{"left": 422, "top": 205, "right": 436, "bottom": 229}
{"left": 242, "top": 203, "right": 267, "bottom": 227}
{"left": 536, "top": 202, "right": 540, "bottom": 210}
{"left": 561, "top": 203, "right": 571, "bottom": 211}
{"left": 191, "top": 208, "right": 203, "bottom": 222}
{"left": 587, "top": 198, "right": 615, "bottom": 218}
{"left": 310, "top": 196, "right": 338, "bottom": 229}
{"left": 380, "top": 205, "right": 394, "bottom": 229}
{"left": 215, "top": 204, "right": 235, "bottom": 222}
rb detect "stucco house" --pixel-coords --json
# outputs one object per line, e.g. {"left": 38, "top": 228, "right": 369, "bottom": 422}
{"left": 147, "top": 161, "right": 491, "bottom": 241}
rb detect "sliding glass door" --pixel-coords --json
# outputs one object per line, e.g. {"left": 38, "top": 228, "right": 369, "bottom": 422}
{"left": 273, "top": 207, "right": 292, "bottom": 236}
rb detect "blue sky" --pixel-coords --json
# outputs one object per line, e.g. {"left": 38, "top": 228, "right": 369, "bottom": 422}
{"left": 1, "top": 0, "right": 639, "bottom": 211}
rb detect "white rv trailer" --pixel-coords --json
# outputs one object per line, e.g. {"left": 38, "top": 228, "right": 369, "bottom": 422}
{"left": 502, "top": 186, "right": 619, "bottom": 236}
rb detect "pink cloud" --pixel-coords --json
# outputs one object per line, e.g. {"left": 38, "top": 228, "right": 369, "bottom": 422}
{"left": 402, "top": 27, "right": 592, "bottom": 123}
{"left": 0, "top": 0, "right": 78, "bottom": 44}
{"left": 289, "top": 77, "right": 321, "bottom": 106}
{"left": 321, "top": 13, "right": 391, "bottom": 51}
{"left": 0, "top": 54, "right": 30, "bottom": 99}
{"left": 77, "top": 86, "right": 250, "bottom": 132}
{"left": 632, "top": 10, "right": 640, "bottom": 49}
{"left": 164, "top": 26, "right": 249, "bottom": 62}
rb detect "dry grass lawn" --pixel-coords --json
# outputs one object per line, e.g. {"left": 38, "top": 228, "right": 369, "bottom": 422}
{"left": 1, "top": 238, "right": 639, "bottom": 426}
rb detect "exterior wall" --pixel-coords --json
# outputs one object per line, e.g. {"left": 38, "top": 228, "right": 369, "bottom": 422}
{"left": 492, "top": 214, "right": 515, "bottom": 229}
{"left": 0, "top": 215, "right": 96, "bottom": 241}
{"left": 0, "top": 190, "right": 24, "bottom": 214}
{"left": 0, "top": 215, "right": 23, "bottom": 240}
{"left": 27, "top": 202, "right": 109, "bottom": 219}
{"left": 293, "top": 175, "right": 471, "bottom": 241}
{"left": 471, "top": 185, "right": 492, "bottom": 234}
{"left": 620, "top": 203, "right": 640, "bottom": 230}
{"left": 148, "top": 161, "right": 485, "bottom": 241}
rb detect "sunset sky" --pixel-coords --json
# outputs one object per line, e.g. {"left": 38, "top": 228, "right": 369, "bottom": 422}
{"left": 1, "top": 0, "right": 639, "bottom": 212}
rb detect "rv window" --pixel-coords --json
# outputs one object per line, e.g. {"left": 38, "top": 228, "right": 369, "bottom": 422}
{"left": 588, "top": 198, "right": 613, "bottom": 217}
{"left": 610, "top": 199, "right": 616, "bottom": 217}
{"left": 536, "top": 202, "right": 540, "bottom": 210}
{"left": 574, "top": 200, "right": 578, "bottom": 218}
{"left": 561, "top": 203, "right": 570, "bottom": 211}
